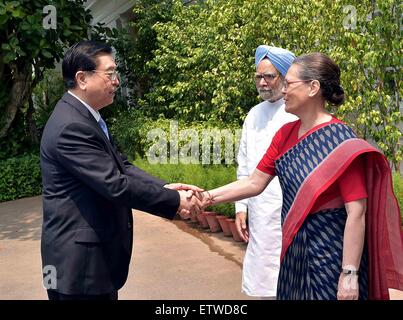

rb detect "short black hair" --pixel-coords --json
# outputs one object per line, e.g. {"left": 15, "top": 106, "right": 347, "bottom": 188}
{"left": 62, "top": 40, "right": 113, "bottom": 89}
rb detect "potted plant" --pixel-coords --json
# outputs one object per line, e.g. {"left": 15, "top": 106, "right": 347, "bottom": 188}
{"left": 204, "top": 210, "right": 221, "bottom": 233}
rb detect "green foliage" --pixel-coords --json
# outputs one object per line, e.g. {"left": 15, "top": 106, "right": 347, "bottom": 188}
{"left": 125, "top": 0, "right": 401, "bottom": 167}
{"left": 0, "top": 0, "right": 103, "bottom": 154}
{"left": 0, "top": 0, "right": 93, "bottom": 71}
{"left": 106, "top": 0, "right": 177, "bottom": 108}
{"left": 0, "top": 109, "right": 37, "bottom": 160}
{"left": 143, "top": 0, "right": 256, "bottom": 123}
{"left": 32, "top": 69, "right": 65, "bottom": 132}
{"left": 392, "top": 173, "right": 403, "bottom": 224}
{"left": 132, "top": 158, "right": 236, "bottom": 217}
{"left": 110, "top": 110, "right": 241, "bottom": 162}
{"left": 0, "top": 153, "right": 42, "bottom": 202}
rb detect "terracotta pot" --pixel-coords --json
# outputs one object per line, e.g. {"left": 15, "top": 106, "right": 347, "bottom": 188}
{"left": 204, "top": 211, "right": 221, "bottom": 233}
{"left": 226, "top": 218, "right": 243, "bottom": 242}
{"left": 189, "top": 213, "right": 198, "bottom": 223}
{"left": 216, "top": 215, "right": 232, "bottom": 236}
{"left": 196, "top": 211, "right": 210, "bottom": 229}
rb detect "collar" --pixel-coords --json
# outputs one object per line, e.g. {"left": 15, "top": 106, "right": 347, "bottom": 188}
{"left": 265, "top": 97, "right": 285, "bottom": 109}
{"left": 67, "top": 91, "right": 101, "bottom": 122}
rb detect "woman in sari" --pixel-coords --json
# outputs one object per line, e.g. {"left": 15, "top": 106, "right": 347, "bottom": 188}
{"left": 201, "top": 53, "right": 403, "bottom": 300}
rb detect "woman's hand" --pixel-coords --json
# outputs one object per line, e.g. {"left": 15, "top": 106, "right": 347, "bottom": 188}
{"left": 199, "top": 191, "right": 215, "bottom": 210}
{"left": 337, "top": 272, "right": 359, "bottom": 300}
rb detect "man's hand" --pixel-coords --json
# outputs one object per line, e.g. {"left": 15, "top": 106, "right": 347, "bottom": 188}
{"left": 166, "top": 183, "right": 204, "bottom": 218}
{"left": 165, "top": 183, "right": 204, "bottom": 193}
{"left": 235, "top": 211, "right": 249, "bottom": 242}
{"left": 177, "top": 190, "right": 202, "bottom": 219}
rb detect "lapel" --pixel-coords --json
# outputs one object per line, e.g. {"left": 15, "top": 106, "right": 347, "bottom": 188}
{"left": 61, "top": 92, "right": 126, "bottom": 173}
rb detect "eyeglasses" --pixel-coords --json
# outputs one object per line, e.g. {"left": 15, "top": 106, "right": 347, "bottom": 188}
{"left": 255, "top": 72, "right": 280, "bottom": 83}
{"left": 89, "top": 70, "right": 120, "bottom": 81}
{"left": 283, "top": 79, "right": 312, "bottom": 90}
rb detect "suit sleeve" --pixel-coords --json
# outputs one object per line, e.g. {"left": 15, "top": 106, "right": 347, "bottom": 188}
{"left": 56, "top": 122, "right": 179, "bottom": 219}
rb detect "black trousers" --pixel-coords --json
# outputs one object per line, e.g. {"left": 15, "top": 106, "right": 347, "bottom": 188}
{"left": 47, "top": 290, "right": 118, "bottom": 300}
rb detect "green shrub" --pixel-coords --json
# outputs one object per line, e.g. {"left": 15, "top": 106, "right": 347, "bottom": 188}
{"left": 392, "top": 173, "right": 403, "bottom": 224}
{"left": 111, "top": 111, "right": 241, "bottom": 163}
{"left": 133, "top": 158, "right": 236, "bottom": 217}
{"left": 0, "top": 153, "right": 42, "bottom": 202}
{"left": 32, "top": 69, "right": 65, "bottom": 133}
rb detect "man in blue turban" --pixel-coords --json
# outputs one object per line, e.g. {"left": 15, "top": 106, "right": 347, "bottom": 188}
{"left": 235, "top": 45, "right": 297, "bottom": 299}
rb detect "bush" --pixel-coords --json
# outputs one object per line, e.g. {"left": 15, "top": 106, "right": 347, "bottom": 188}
{"left": 110, "top": 111, "right": 241, "bottom": 163}
{"left": 0, "top": 153, "right": 42, "bottom": 202}
{"left": 392, "top": 173, "right": 403, "bottom": 224}
{"left": 32, "top": 69, "right": 65, "bottom": 134}
{"left": 133, "top": 158, "right": 236, "bottom": 217}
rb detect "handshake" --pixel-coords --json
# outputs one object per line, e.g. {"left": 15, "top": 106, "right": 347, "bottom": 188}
{"left": 164, "top": 183, "right": 213, "bottom": 219}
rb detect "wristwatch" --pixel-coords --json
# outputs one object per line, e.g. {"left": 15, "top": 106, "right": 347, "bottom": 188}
{"left": 341, "top": 268, "right": 359, "bottom": 276}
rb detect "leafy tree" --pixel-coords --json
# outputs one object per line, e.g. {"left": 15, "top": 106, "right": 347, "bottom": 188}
{"left": 0, "top": 0, "right": 95, "bottom": 145}
{"left": 106, "top": 0, "right": 177, "bottom": 108}
{"left": 133, "top": 0, "right": 401, "bottom": 169}
{"left": 144, "top": 0, "right": 254, "bottom": 124}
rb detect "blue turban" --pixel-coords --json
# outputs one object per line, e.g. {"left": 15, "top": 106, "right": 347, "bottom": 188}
{"left": 255, "top": 45, "right": 295, "bottom": 76}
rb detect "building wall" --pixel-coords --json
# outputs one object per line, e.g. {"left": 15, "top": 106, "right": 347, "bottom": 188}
{"left": 85, "top": 0, "right": 199, "bottom": 28}
{"left": 85, "top": 0, "right": 136, "bottom": 28}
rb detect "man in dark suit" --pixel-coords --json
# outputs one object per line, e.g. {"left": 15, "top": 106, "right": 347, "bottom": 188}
{"left": 40, "top": 40, "right": 201, "bottom": 300}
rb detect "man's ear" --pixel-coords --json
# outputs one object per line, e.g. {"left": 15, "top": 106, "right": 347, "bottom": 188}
{"left": 75, "top": 71, "right": 87, "bottom": 90}
{"left": 308, "top": 80, "right": 320, "bottom": 97}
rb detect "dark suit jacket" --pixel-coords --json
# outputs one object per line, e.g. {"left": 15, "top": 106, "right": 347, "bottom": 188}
{"left": 40, "top": 92, "right": 179, "bottom": 295}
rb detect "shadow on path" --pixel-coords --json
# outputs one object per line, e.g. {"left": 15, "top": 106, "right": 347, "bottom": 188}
{"left": 173, "top": 217, "right": 245, "bottom": 268}
{"left": 0, "top": 196, "right": 42, "bottom": 241}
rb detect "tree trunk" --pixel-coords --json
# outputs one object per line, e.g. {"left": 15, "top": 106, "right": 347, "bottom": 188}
{"left": 26, "top": 95, "right": 39, "bottom": 145}
{"left": 0, "top": 62, "right": 32, "bottom": 139}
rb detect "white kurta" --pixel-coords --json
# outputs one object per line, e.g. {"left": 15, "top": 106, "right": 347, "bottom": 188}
{"left": 236, "top": 98, "right": 297, "bottom": 297}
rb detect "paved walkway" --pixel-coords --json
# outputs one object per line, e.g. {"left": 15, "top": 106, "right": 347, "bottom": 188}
{"left": 0, "top": 196, "right": 402, "bottom": 300}
{"left": 0, "top": 196, "right": 253, "bottom": 300}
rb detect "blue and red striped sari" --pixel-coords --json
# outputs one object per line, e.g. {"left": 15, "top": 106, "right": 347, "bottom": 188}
{"left": 274, "top": 122, "right": 403, "bottom": 300}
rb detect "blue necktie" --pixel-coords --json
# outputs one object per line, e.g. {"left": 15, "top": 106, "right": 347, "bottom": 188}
{"left": 98, "top": 117, "right": 109, "bottom": 140}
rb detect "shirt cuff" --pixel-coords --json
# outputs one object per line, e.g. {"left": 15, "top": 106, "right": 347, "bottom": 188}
{"left": 235, "top": 202, "right": 248, "bottom": 213}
